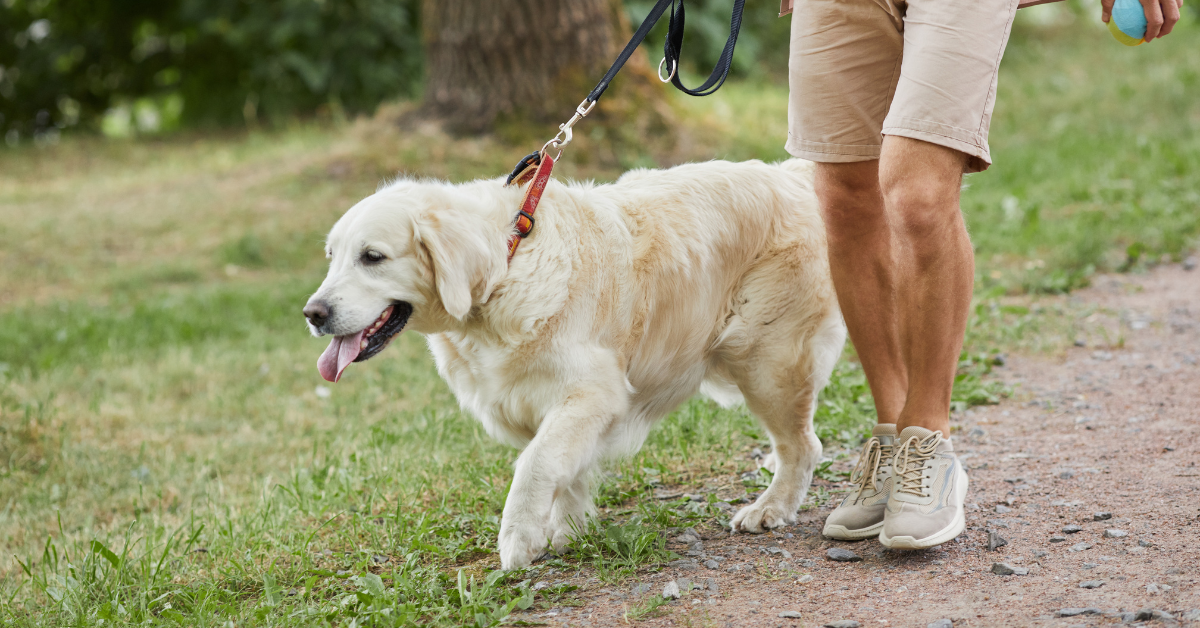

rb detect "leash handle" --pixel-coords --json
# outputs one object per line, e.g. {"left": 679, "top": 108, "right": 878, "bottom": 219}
{"left": 587, "top": 0, "right": 746, "bottom": 103}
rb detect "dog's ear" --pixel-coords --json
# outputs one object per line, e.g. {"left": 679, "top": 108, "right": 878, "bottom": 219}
{"left": 413, "top": 210, "right": 505, "bottom": 321}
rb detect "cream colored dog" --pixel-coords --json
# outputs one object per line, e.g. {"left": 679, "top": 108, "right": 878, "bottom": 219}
{"left": 304, "top": 159, "right": 845, "bottom": 569}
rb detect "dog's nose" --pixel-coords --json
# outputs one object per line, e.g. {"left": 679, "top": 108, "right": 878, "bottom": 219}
{"left": 304, "top": 300, "right": 330, "bottom": 328}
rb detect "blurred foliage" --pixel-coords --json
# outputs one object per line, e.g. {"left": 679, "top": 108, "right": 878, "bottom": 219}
{"left": 0, "top": 0, "right": 421, "bottom": 143}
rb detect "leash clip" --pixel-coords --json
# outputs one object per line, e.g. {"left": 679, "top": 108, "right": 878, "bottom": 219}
{"left": 541, "top": 98, "right": 596, "bottom": 160}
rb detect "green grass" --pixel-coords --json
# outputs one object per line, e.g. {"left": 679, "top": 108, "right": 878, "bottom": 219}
{"left": 0, "top": 13, "right": 1196, "bottom": 626}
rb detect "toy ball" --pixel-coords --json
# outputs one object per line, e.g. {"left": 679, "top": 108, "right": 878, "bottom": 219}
{"left": 1108, "top": 0, "right": 1147, "bottom": 46}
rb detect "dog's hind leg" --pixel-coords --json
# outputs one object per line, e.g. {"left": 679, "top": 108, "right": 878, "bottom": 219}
{"left": 728, "top": 312, "right": 845, "bottom": 533}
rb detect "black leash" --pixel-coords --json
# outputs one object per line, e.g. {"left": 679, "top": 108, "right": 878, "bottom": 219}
{"left": 590, "top": 0, "right": 747, "bottom": 102}
{"left": 509, "top": 0, "right": 748, "bottom": 183}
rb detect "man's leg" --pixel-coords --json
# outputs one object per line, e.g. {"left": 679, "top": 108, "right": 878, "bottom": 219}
{"left": 815, "top": 160, "right": 908, "bottom": 540}
{"left": 879, "top": 136, "right": 974, "bottom": 435}
{"left": 814, "top": 161, "right": 907, "bottom": 426}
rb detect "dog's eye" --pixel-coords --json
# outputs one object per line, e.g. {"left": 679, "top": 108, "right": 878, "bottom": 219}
{"left": 361, "top": 250, "right": 386, "bottom": 264}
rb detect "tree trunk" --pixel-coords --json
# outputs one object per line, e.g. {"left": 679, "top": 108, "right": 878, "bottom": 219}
{"left": 421, "top": 0, "right": 666, "bottom": 138}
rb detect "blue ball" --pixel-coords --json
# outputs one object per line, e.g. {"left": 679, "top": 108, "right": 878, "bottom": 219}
{"left": 1111, "top": 0, "right": 1148, "bottom": 40}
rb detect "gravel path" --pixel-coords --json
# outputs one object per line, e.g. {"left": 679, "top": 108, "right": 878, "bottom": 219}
{"left": 509, "top": 263, "right": 1200, "bottom": 627}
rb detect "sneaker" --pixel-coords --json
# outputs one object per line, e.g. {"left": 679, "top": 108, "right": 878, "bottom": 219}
{"left": 878, "top": 426, "right": 969, "bottom": 549}
{"left": 822, "top": 424, "right": 896, "bottom": 540}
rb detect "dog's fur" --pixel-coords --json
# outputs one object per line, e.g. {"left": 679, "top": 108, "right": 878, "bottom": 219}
{"left": 306, "top": 159, "right": 845, "bottom": 568}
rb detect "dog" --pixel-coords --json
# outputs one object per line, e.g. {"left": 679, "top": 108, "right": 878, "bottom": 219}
{"left": 303, "top": 159, "right": 845, "bottom": 569}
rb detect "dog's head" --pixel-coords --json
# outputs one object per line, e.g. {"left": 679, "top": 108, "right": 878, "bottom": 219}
{"left": 303, "top": 180, "right": 510, "bottom": 382}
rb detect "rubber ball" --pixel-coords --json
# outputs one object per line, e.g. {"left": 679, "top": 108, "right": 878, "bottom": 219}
{"left": 1108, "top": 0, "right": 1147, "bottom": 46}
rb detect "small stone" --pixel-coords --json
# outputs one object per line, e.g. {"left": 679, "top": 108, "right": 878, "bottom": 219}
{"left": 662, "top": 581, "right": 680, "bottom": 599}
{"left": 1138, "top": 539, "right": 1153, "bottom": 547}
{"left": 1059, "top": 470, "right": 1075, "bottom": 479}
{"left": 823, "top": 621, "right": 861, "bottom": 628}
{"left": 1184, "top": 256, "right": 1197, "bottom": 271}
{"left": 1068, "top": 542, "right": 1093, "bottom": 552}
{"left": 1135, "top": 609, "right": 1176, "bottom": 621}
{"left": 631, "top": 582, "right": 652, "bottom": 595}
{"left": 991, "top": 562, "right": 1028, "bottom": 576}
{"left": 995, "top": 505, "right": 1011, "bottom": 514}
{"left": 704, "top": 560, "right": 719, "bottom": 570}
{"left": 533, "top": 581, "right": 550, "bottom": 591}
{"left": 987, "top": 519, "right": 1009, "bottom": 529}
{"left": 779, "top": 611, "right": 803, "bottom": 619}
{"left": 1082, "top": 563, "right": 1097, "bottom": 569}
{"left": 1056, "top": 608, "right": 1103, "bottom": 617}
{"left": 1092, "top": 512, "right": 1112, "bottom": 521}
{"left": 669, "top": 559, "right": 699, "bottom": 570}
{"left": 1032, "top": 550, "right": 1048, "bottom": 558}
{"left": 798, "top": 574, "right": 814, "bottom": 584}
{"left": 1181, "top": 609, "right": 1200, "bottom": 621}
{"left": 927, "top": 620, "right": 954, "bottom": 628}
{"left": 1103, "top": 529, "right": 1127, "bottom": 538}
{"left": 1062, "top": 524, "right": 1083, "bottom": 534}
{"left": 826, "top": 548, "right": 861, "bottom": 562}
{"left": 987, "top": 531, "right": 1008, "bottom": 552}
{"left": 1050, "top": 536, "right": 1067, "bottom": 543}
{"left": 1079, "top": 580, "right": 1105, "bottom": 589}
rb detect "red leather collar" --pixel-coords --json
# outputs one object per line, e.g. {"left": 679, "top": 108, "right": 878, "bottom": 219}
{"left": 504, "top": 153, "right": 555, "bottom": 263}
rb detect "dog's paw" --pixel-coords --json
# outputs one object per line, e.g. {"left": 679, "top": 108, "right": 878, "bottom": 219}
{"left": 498, "top": 522, "right": 549, "bottom": 570}
{"left": 730, "top": 494, "right": 799, "bottom": 533}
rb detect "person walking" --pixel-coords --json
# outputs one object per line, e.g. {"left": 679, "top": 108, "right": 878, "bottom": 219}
{"left": 791, "top": 0, "right": 1183, "bottom": 548}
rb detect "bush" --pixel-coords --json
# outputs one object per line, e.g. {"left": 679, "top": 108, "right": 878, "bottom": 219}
{"left": 0, "top": 0, "right": 421, "bottom": 143}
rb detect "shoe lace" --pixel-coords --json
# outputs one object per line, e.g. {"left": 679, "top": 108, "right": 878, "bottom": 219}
{"left": 893, "top": 432, "right": 941, "bottom": 498}
{"left": 847, "top": 437, "right": 891, "bottom": 497}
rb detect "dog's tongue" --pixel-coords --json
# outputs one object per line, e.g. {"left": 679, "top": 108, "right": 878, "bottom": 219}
{"left": 317, "top": 330, "right": 366, "bottom": 382}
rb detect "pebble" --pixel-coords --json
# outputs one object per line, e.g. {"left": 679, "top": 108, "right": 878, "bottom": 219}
{"left": 1056, "top": 608, "right": 1103, "bottom": 617}
{"left": 1049, "top": 536, "right": 1067, "bottom": 543}
{"left": 1062, "top": 524, "right": 1083, "bottom": 534}
{"left": 927, "top": 620, "right": 954, "bottom": 628}
{"left": 1182, "top": 610, "right": 1200, "bottom": 621}
{"left": 765, "top": 547, "right": 793, "bottom": 558}
{"left": 1103, "top": 529, "right": 1127, "bottom": 538}
{"left": 995, "top": 505, "right": 1011, "bottom": 514}
{"left": 631, "top": 582, "right": 652, "bottom": 595}
{"left": 826, "top": 548, "right": 862, "bottom": 562}
{"left": 704, "top": 560, "right": 719, "bottom": 569}
{"left": 674, "top": 529, "right": 701, "bottom": 544}
{"left": 823, "top": 621, "right": 861, "bottom": 628}
{"left": 1078, "top": 580, "right": 1105, "bottom": 589}
{"left": 798, "top": 574, "right": 814, "bottom": 584}
{"left": 779, "top": 611, "right": 803, "bottom": 619}
{"left": 1032, "top": 550, "right": 1048, "bottom": 558}
{"left": 1184, "top": 256, "right": 1197, "bottom": 271}
{"left": 1146, "top": 583, "right": 1173, "bottom": 594}
{"left": 662, "top": 581, "right": 681, "bottom": 600}
{"left": 669, "top": 559, "right": 699, "bottom": 570}
{"left": 987, "top": 531, "right": 1008, "bottom": 552}
{"left": 1082, "top": 563, "right": 1097, "bottom": 570}
{"left": 1093, "top": 512, "right": 1113, "bottom": 521}
{"left": 991, "top": 562, "right": 1028, "bottom": 576}
{"left": 1068, "top": 542, "right": 1093, "bottom": 552}
{"left": 706, "top": 578, "right": 719, "bottom": 594}
{"left": 1059, "top": 470, "right": 1075, "bottom": 479}
{"left": 1134, "top": 609, "right": 1176, "bottom": 621}
{"left": 1138, "top": 539, "right": 1153, "bottom": 547}
{"left": 533, "top": 581, "right": 550, "bottom": 591}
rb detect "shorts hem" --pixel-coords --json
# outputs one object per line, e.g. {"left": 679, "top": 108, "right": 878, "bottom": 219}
{"left": 785, "top": 136, "right": 881, "bottom": 163}
{"left": 882, "top": 119, "right": 992, "bottom": 172}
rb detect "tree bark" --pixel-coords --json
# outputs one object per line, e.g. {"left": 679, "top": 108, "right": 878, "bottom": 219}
{"left": 421, "top": 0, "right": 666, "bottom": 137}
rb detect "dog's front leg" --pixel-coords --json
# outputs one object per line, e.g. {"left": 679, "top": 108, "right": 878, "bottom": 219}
{"left": 498, "top": 386, "right": 624, "bottom": 570}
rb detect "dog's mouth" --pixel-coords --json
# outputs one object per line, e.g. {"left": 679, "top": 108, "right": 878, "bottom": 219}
{"left": 317, "top": 302, "right": 413, "bottom": 383}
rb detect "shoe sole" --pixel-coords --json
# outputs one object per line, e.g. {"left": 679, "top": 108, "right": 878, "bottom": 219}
{"left": 878, "top": 466, "right": 969, "bottom": 550}
{"left": 822, "top": 521, "right": 883, "bottom": 540}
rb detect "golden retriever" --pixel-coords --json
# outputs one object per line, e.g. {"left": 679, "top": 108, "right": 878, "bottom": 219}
{"left": 304, "top": 159, "right": 845, "bottom": 569}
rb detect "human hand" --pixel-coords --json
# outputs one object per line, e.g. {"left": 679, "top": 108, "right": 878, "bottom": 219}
{"left": 1101, "top": 0, "right": 1184, "bottom": 41}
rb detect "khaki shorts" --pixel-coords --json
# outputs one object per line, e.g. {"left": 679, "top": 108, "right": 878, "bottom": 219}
{"left": 786, "top": 0, "right": 1019, "bottom": 172}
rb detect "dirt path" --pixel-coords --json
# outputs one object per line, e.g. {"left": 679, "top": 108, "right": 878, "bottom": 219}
{"left": 509, "top": 263, "right": 1200, "bottom": 628}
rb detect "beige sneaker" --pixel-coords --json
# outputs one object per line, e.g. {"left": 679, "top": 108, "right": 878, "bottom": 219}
{"left": 822, "top": 424, "right": 896, "bottom": 540}
{"left": 879, "top": 426, "right": 968, "bottom": 549}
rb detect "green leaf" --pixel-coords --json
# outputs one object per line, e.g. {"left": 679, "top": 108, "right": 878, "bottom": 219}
{"left": 263, "top": 571, "right": 282, "bottom": 606}
{"left": 90, "top": 540, "right": 121, "bottom": 569}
